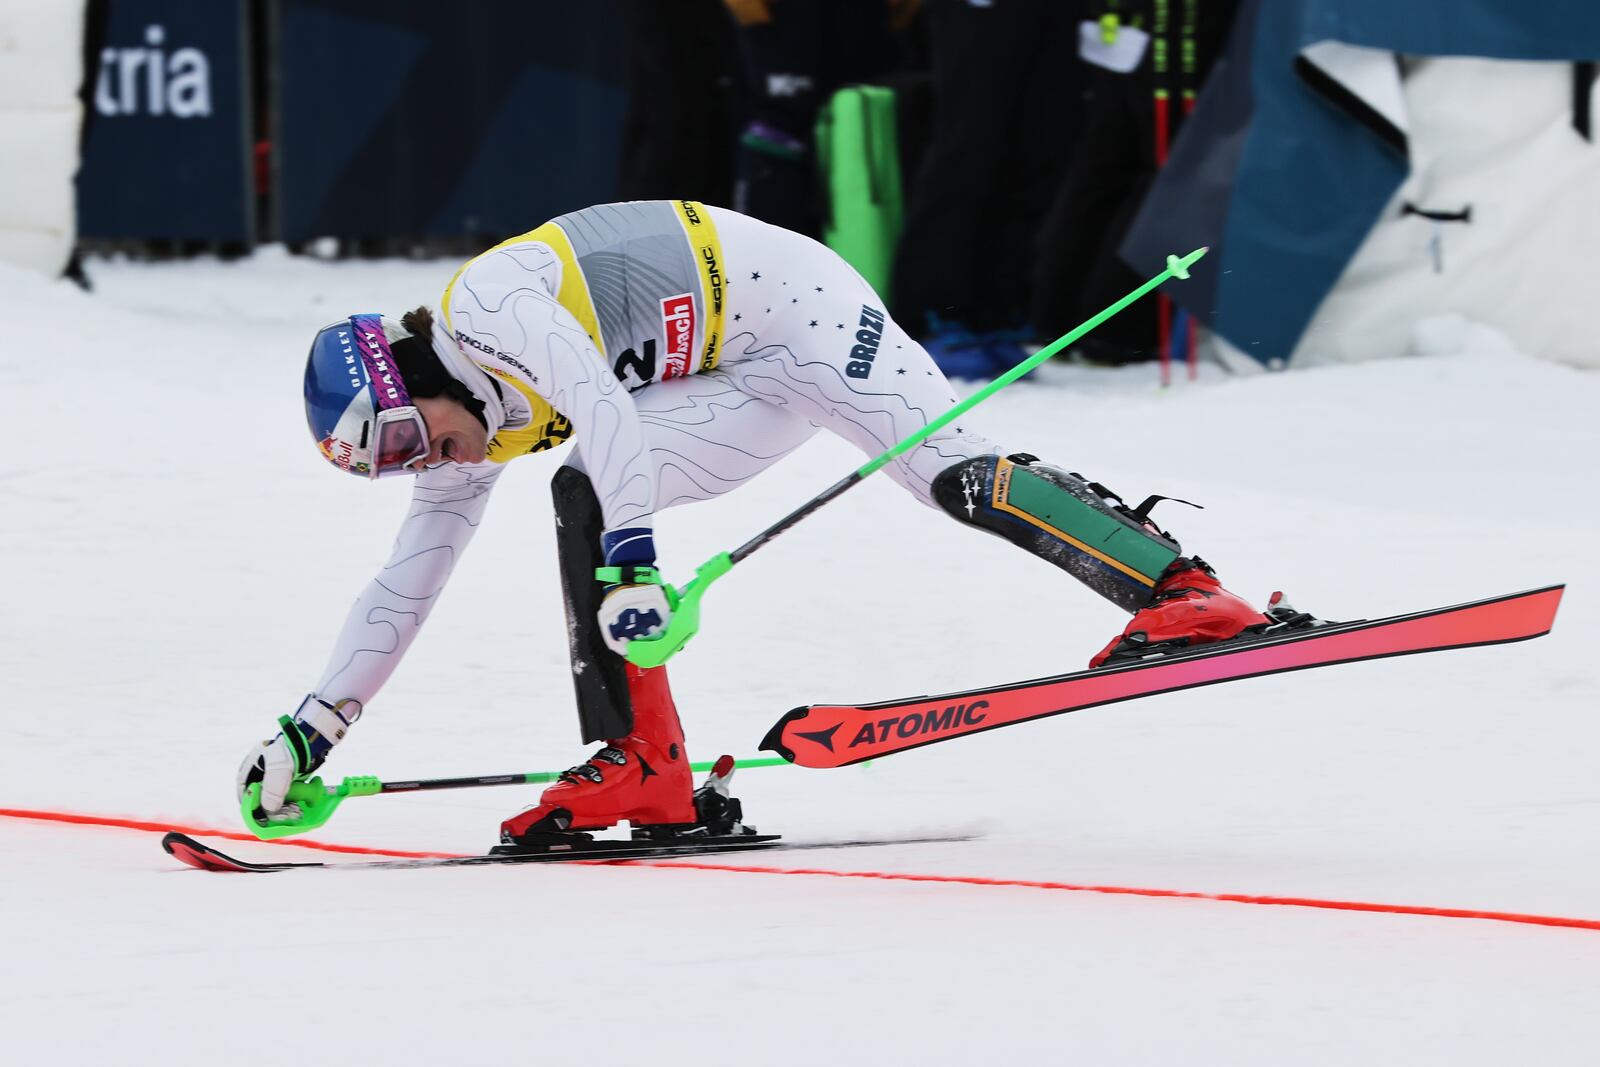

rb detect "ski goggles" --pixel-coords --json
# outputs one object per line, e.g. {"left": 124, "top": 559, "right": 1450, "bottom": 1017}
{"left": 349, "top": 314, "right": 431, "bottom": 479}
{"left": 370, "top": 405, "right": 430, "bottom": 478}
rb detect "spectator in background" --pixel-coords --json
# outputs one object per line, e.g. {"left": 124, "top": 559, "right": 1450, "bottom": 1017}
{"left": 891, "top": 0, "right": 1084, "bottom": 380}
{"left": 725, "top": 0, "right": 921, "bottom": 238}
{"left": 617, "top": 1, "right": 740, "bottom": 205}
{"left": 1031, "top": 0, "right": 1239, "bottom": 366}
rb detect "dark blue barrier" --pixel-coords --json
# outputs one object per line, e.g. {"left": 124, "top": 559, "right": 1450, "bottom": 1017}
{"left": 274, "top": 1, "right": 628, "bottom": 243}
{"left": 77, "top": 0, "right": 253, "bottom": 242}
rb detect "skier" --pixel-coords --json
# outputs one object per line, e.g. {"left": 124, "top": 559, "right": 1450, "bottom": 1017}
{"left": 237, "top": 200, "right": 1268, "bottom": 845}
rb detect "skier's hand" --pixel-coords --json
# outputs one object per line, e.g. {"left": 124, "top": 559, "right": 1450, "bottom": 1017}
{"left": 596, "top": 527, "right": 669, "bottom": 657}
{"left": 236, "top": 731, "right": 300, "bottom": 818}
{"left": 598, "top": 583, "right": 672, "bottom": 657}
{"left": 235, "top": 696, "right": 358, "bottom": 819}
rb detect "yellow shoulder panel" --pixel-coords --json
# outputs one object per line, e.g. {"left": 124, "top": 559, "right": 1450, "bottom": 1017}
{"left": 438, "top": 223, "right": 598, "bottom": 465}
{"left": 439, "top": 222, "right": 605, "bottom": 353}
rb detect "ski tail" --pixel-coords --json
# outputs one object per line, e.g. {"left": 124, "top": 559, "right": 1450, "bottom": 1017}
{"left": 762, "top": 586, "right": 1563, "bottom": 769}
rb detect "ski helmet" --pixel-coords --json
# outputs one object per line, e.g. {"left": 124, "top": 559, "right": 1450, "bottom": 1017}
{"left": 303, "top": 314, "right": 430, "bottom": 479}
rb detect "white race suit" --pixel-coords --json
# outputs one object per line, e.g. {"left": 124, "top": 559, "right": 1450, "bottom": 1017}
{"left": 311, "top": 202, "right": 1005, "bottom": 713}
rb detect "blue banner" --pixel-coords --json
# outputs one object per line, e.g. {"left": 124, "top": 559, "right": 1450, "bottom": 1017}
{"left": 77, "top": 0, "right": 253, "bottom": 242}
{"left": 274, "top": 1, "right": 628, "bottom": 243}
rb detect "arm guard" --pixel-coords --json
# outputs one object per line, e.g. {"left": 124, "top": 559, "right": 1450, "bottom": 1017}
{"left": 552, "top": 465, "right": 634, "bottom": 742}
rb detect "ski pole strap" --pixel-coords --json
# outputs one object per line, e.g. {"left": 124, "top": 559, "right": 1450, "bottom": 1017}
{"left": 595, "top": 565, "right": 664, "bottom": 586}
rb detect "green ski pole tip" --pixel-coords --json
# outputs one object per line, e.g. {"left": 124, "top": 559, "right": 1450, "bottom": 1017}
{"left": 1166, "top": 247, "right": 1208, "bottom": 280}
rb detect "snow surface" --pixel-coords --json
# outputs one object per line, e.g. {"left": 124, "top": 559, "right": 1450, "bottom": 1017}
{"left": 3, "top": 251, "right": 1598, "bottom": 1063}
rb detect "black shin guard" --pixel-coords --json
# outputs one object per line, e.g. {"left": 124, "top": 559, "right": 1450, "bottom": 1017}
{"left": 932, "top": 455, "right": 1183, "bottom": 613}
{"left": 552, "top": 466, "right": 633, "bottom": 743}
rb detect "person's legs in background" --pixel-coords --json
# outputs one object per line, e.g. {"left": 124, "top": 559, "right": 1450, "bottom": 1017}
{"left": 617, "top": 0, "right": 739, "bottom": 205}
{"left": 891, "top": 0, "right": 1084, "bottom": 378}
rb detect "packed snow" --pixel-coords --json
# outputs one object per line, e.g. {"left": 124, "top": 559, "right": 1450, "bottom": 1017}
{"left": 3, "top": 250, "right": 1597, "bottom": 1063}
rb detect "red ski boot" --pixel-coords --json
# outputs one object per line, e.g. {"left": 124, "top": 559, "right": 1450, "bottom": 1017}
{"left": 500, "top": 663, "right": 697, "bottom": 842}
{"left": 1090, "top": 556, "right": 1271, "bottom": 668}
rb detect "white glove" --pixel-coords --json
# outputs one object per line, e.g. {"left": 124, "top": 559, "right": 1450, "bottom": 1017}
{"left": 235, "top": 695, "right": 358, "bottom": 820}
{"left": 598, "top": 583, "right": 672, "bottom": 657}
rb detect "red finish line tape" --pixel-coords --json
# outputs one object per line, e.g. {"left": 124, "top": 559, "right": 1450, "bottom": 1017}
{"left": 3, "top": 806, "right": 1596, "bottom": 933}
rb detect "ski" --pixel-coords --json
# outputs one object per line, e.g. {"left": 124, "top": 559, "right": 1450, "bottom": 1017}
{"left": 761, "top": 585, "right": 1564, "bottom": 768}
{"left": 161, "top": 830, "right": 975, "bottom": 873}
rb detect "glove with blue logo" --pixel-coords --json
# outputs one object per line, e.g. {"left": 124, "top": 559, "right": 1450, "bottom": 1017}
{"left": 596, "top": 527, "right": 672, "bottom": 657}
{"left": 234, "top": 695, "right": 358, "bottom": 820}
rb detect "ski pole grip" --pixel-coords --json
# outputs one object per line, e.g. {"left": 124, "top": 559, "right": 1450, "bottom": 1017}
{"left": 624, "top": 552, "right": 735, "bottom": 668}
{"left": 240, "top": 776, "right": 348, "bottom": 840}
{"left": 338, "top": 775, "right": 383, "bottom": 798}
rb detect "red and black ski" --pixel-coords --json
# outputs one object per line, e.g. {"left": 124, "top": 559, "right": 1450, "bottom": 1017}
{"left": 761, "top": 585, "right": 1564, "bottom": 769}
{"left": 161, "top": 829, "right": 975, "bottom": 873}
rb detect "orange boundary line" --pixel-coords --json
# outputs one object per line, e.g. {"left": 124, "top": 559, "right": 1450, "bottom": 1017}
{"left": 637, "top": 861, "right": 1600, "bottom": 933}
{"left": 4, "top": 806, "right": 1597, "bottom": 933}
{"left": 0, "top": 808, "right": 469, "bottom": 860}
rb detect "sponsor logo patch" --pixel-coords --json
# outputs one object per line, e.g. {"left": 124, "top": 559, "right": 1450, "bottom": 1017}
{"left": 337, "top": 329, "right": 362, "bottom": 392}
{"left": 660, "top": 293, "right": 696, "bottom": 379}
{"left": 318, "top": 434, "right": 367, "bottom": 474}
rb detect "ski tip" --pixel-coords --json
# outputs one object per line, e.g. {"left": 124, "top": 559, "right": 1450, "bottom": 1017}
{"left": 161, "top": 832, "right": 245, "bottom": 873}
{"left": 758, "top": 709, "right": 805, "bottom": 764}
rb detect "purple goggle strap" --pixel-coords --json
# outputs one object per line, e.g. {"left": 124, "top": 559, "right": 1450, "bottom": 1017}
{"left": 349, "top": 314, "right": 414, "bottom": 411}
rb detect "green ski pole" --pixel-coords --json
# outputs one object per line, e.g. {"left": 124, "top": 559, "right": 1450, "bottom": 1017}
{"left": 240, "top": 756, "right": 795, "bottom": 840}
{"left": 623, "top": 248, "right": 1209, "bottom": 669}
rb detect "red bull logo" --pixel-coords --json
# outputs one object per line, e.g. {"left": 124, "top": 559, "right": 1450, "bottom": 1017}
{"left": 318, "top": 433, "right": 368, "bottom": 474}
